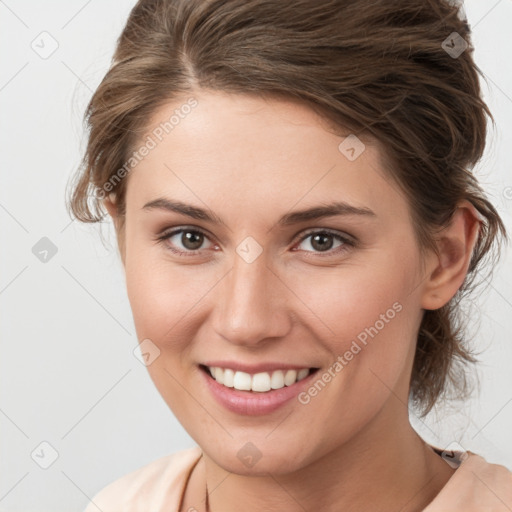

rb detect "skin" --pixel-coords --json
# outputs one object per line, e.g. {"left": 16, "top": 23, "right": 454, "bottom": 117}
{"left": 104, "top": 90, "right": 480, "bottom": 511}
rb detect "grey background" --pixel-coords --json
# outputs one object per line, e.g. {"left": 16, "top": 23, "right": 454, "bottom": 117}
{"left": 1, "top": 1, "right": 511, "bottom": 511}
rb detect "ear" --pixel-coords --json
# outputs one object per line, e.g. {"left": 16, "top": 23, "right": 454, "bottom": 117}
{"left": 103, "top": 193, "right": 119, "bottom": 225}
{"left": 421, "top": 201, "right": 482, "bottom": 310}
{"left": 103, "top": 193, "right": 126, "bottom": 267}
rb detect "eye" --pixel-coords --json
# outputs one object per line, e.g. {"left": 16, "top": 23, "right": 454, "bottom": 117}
{"left": 156, "top": 227, "right": 216, "bottom": 255}
{"left": 156, "top": 226, "right": 355, "bottom": 258}
{"left": 293, "top": 229, "right": 354, "bottom": 256}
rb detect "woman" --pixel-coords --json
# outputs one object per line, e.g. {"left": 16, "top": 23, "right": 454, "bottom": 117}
{"left": 68, "top": 0, "right": 512, "bottom": 510}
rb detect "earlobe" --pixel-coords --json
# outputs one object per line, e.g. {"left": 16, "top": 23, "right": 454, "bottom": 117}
{"left": 421, "top": 201, "right": 481, "bottom": 311}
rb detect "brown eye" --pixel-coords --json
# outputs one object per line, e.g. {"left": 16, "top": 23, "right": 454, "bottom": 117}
{"left": 295, "top": 230, "right": 354, "bottom": 256}
{"left": 309, "top": 233, "right": 335, "bottom": 252}
{"left": 181, "top": 230, "right": 204, "bottom": 250}
{"left": 157, "top": 227, "right": 214, "bottom": 255}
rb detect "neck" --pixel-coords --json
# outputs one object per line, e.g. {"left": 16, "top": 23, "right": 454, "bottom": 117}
{"left": 186, "top": 400, "right": 455, "bottom": 512}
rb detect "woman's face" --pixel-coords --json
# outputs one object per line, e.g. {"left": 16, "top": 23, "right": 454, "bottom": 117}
{"left": 119, "top": 90, "right": 430, "bottom": 474}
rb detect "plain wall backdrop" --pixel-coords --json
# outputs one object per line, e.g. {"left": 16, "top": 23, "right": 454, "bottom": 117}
{"left": 1, "top": 1, "right": 511, "bottom": 511}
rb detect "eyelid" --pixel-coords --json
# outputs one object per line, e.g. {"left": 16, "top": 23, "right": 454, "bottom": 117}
{"left": 295, "top": 227, "right": 356, "bottom": 245}
{"left": 158, "top": 225, "right": 211, "bottom": 240}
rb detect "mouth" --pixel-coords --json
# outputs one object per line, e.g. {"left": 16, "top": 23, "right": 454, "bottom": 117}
{"left": 199, "top": 363, "right": 320, "bottom": 415}
{"left": 200, "top": 364, "right": 319, "bottom": 392}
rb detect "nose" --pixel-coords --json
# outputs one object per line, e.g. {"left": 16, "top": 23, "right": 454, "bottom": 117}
{"left": 211, "top": 248, "right": 292, "bottom": 348}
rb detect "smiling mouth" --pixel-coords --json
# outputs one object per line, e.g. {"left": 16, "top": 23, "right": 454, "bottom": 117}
{"left": 200, "top": 364, "right": 319, "bottom": 393}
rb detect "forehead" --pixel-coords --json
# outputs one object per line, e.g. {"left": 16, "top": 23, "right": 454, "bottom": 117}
{"left": 125, "top": 90, "right": 408, "bottom": 224}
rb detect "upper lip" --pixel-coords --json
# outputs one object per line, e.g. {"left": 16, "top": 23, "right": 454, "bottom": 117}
{"left": 201, "top": 361, "right": 318, "bottom": 374}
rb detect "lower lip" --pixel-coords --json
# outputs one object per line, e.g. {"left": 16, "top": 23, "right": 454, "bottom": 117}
{"left": 200, "top": 366, "right": 318, "bottom": 416}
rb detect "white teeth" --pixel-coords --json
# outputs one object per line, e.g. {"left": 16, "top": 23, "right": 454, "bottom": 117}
{"left": 284, "top": 369, "right": 297, "bottom": 386}
{"left": 233, "top": 371, "right": 252, "bottom": 391}
{"left": 223, "top": 368, "right": 235, "bottom": 388}
{"left": 207, "top": 366, "right": 311, "bottom": 392}
{"left": 214, "top": 367, "right": 224, "bottom": 383}
{"left": 252, "top": 372, "right": 271, "bottom": 392}
{"left": 270, "top": 370, "right": 284, "bottom": 389}
{"left": 297, "top": 368, "right": 309, "bottom": 381}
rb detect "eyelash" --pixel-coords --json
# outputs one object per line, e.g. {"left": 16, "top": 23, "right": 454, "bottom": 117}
{"left": 155, "top": 226, "right": 355, "bottom": 258}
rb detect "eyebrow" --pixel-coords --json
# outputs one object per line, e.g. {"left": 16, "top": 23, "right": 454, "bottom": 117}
{"left": 142, "top": 198, "right": 376, "bottom": 227}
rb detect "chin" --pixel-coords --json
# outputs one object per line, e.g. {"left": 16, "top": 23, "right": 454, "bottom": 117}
{"left": 201, "top": 436, "right": 314, "bottom": 476}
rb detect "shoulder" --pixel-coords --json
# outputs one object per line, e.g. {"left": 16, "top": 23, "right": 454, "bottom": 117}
{"left": 83, "top": 445, "right": 203, "bottom": 512}
{"left": 425, "top": 450, "right": 512, "bottom": 511}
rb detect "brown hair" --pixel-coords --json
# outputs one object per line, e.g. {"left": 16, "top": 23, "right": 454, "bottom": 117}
{"left": 67, "top": 0, "right": 507, "bottom": 416}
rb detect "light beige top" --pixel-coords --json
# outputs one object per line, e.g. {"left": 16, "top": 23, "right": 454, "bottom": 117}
{"left": 84, "top": 445, "right": 512, "bottom": 511}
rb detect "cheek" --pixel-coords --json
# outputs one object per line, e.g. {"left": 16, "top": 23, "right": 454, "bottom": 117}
{"left": 288, "top": 248, "right": 422, "bottom": 410}
{"left": 123, "top": 245, "right": 213, "bottom": 413}
{"left": 124, "top": 239, "right": 223, "bottom": 355}
{"left": 289, "top": 261, "right": 420, "bottom": 447}
{"left": 291, "top": 254, "right": 417, "bottom": 347}
{"left": 126, "top": 262, "right": 194, "bottom": 338}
